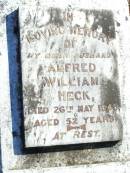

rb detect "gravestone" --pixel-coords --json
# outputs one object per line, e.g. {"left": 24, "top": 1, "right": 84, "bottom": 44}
{"left": 1, "top": 0, "right": 130, "bottom": 172}
{"left": 20, "top": 8, "right": 122, "bottom": 148}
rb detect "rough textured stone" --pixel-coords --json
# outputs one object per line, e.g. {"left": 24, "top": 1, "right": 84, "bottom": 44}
{"left": 20, "top": 7, "right": 122, "bottom": 148}
{"left": 0, "top": 0, "right": 130, "bottom": 173}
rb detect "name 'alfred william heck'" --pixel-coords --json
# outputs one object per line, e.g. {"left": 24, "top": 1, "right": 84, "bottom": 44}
{"left": 22, "top": 8, "right": 121, "bottom": 147}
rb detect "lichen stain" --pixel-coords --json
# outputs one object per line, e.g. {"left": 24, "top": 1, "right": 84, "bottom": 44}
{"left": 48, "top": 8, "right": 64, "bottom": 26}
{"left": 23, "top": 84, "right": 41, "bottom": 109}
{"left": 101, "top": 79, "right": 121, "bottom": 106}
{"left": 99, "top": 45, "right": 123, "bottom": 139}
{"left": 84, "top": 10, "right": 115, "bottom": 39}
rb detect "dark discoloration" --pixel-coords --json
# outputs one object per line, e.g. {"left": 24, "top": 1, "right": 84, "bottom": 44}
{"left": 39, "top": 81, "right": 45, "bottom": 98}
{"left": 100, "top": 75, "right": 121, "bottom": 107}
{"left": 37, "top": 65, "right": 45, "bottom": 98}
{"left": 47, "top": 8, "right": 115, "bottom": 38}
{"left": 24, "top": 84, "right": 36, "bottom": 98}
{"left": 116, "top": 22, "right": 120, "bottom": 27}
{"left": 125, "top": 16, "right": 128, "bottom": 21}
{"left": 84, "top": 10, "right": 115, "bottom": 38}
{"left": 50, "top": 41, "right": 55, "bottom": 49}
{"left": 82, "top": 40, "right": 85, "bottom": 46}
{"left": 24, "top": 12, "right": 32, "bottom": 26}
{"left": 37, "top": 65, "right": 43, "bottom": 79}
{"left": 100, "top": 47, "right": 121, "bottom": 107}
{"left": 111, "top": 50, "right": 119, "bottom": 79}
{"left": 23, "top": 84, "right": 41, "bottom": 109}
{"left": 49, "top": 8, "right": 64, "bottom": 26}
{"left": 28, "top": 99, "right": 41, "bottom": 110}
{"left": 20, "top": 142, "right": 123, "bottom": 169}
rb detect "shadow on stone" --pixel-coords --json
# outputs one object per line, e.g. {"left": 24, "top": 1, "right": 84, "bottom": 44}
{"left": 6, "top": 9, "right": 25, "bottom": 155}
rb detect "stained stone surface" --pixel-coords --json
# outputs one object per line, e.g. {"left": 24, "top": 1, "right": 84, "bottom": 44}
{"left": 20, "top": 8, "right": 122, "bottom": 147}
{"left": 0, "top": 0, "right": 130, "bottom": 173}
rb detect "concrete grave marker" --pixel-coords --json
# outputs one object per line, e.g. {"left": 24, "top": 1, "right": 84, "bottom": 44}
{"left": 20, "top": 8, "right": 122, "bottom": 148}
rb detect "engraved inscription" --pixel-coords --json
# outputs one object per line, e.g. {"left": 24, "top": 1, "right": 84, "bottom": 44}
{"left": 20, "top": 8, "right": 122, "bottom": 147}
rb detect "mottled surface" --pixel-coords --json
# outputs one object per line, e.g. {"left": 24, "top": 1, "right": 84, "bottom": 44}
{"left": 0, "top": 0, "right": 130, "bottom": 173}
{"left": 20, "top": 8, "right": 122, "bottom": 147}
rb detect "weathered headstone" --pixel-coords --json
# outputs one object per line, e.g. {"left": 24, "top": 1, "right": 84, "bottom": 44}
{"left": 1, "top": 0, "right": 130, "bottom": 172}
{"left": 20, "top": 8, "right": 122, "bottom": 148}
